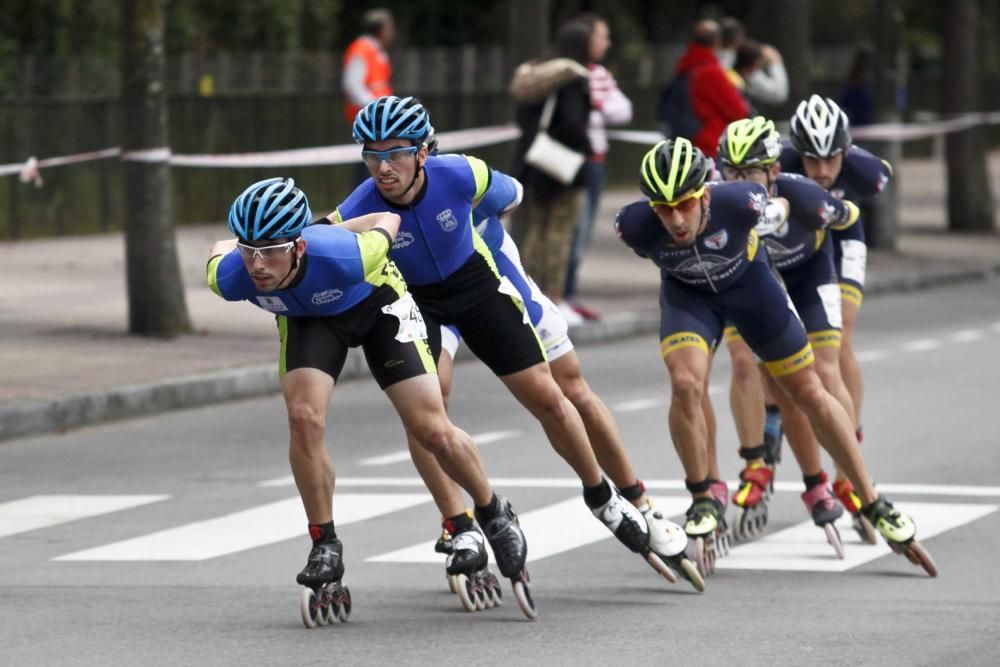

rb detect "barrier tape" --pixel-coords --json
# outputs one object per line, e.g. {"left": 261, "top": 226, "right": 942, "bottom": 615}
{"left": 2, "top": 112, "right": 998, "bottom": 185}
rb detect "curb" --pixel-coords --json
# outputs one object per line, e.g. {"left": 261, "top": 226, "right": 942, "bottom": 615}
{"left": 2, "top": 261, "right": 997, "bottom": 443}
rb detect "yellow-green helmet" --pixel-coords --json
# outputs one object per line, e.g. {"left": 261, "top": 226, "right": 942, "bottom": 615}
{"left": 639, "top": 138, "right": 712, "bottom": 202}
{"left": 717, "top": 117, "right": 781, "bottom": 168}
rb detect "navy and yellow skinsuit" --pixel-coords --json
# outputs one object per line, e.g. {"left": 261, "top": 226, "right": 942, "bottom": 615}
{"left": 780, "top": 144, "right": 892, "bottom": 309}
{"left": 726, "top": 172, "right": 860, "bottom": 351}
{"left": 615, "top": 180, "right": 813, "bottom": 377}
{"left": 208, "top": 223, "right": 435, "bottom": 388}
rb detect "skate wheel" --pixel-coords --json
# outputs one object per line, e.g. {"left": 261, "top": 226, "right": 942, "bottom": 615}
{"left": 731, "top": 509, "right": 744, "bottom": 542}
{"left": 679, "top": 558, "right": 706, "bottom": 593}
{"left": 688, "top": 537, "right": 707, "bottom": 578}
{"left": 512, "top": 577, "right": 537, "bottom": 621}
{"left": 855, "top": 514, "right": 878, "bottom": 545}
{"left": 824, "top": 523, "right": 846, "bottom": 560}
{"left": 447, "top": 573, "right": 458, "bottom": 594}
{"left": 645, "top": 551, "right": 678, "bottom": 584}
{"left": 456, "top": 574, "right": 477, "bottom": 613}
{"left": 905, "top": 540, "right": 939, "bottom": 577}
{"left": 337, "top": 585, "right": 352, "bottom": 622}
{"left": 299, "top": 587, "right": 318, "bottom": 629}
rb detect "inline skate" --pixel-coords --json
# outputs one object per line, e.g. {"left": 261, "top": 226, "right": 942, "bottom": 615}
{"left": 684, "top": 496, "right": 727, "bottom": 577}
{"left": 446, "top": 528, "right": 503, "bottom": 612}
{"left": 801, "top": 474, "right": 845, "bottom": 559}
{"left": 833, "top": 478, "right": 878, "bottom": 544}
{"left": 297, "top": 538, "right": 351, "bottom": 628}
{"left": 640, "top": 500, "right": 705, "bottom": 592}
{"left": 731, "top": 458, "right": 772, "bottom": 542}
{"left": 474, "top": 495, "right": 536, "bottom": 619}
{"left": 590, "top": 482, "right": 677, "bottom": 584}
{"left": 862, "top": 495, "right": 938, "bottom": 577}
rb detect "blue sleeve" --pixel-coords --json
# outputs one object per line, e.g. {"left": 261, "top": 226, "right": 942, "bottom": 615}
{"left": 208, "top": 250, "right": 254, "bottom": 301}
{"left": 843, "top": 146, "right": 892, "bottom": 198}
{"left": 474, "top": 170, "right": 521, "bottom": 222}
{"left": 779, "top": 174, "right": 852, "bottom": 231}
{"left": 614, "top": 201, "right": 658, "bottom": 259}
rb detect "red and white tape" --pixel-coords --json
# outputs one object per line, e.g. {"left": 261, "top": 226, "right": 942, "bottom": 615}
{"left": 2, "top": 113, "right": 997, "bottom": 186}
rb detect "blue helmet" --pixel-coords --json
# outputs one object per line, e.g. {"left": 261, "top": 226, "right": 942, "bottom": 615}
{"left": 227, "top": 177, "right": 311, "bottom": 242}
{"left": 352, "top": 95, "right": 432, "bottom": 145}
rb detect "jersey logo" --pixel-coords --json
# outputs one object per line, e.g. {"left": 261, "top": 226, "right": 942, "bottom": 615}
{"left": 392, "top": 230, "right": 415, "bottom": 250}
{"left": 704, "top": 230, "right": 729, "bottom": 250}
{"left": 747, "top": 191, "right": 766, "bottom": 214}
{"left": 255, "top": 296, "right": 288, "bottom": 312}
{"left": 876, "top": 173, "right": 889, "bottom": 192}
{"left": 830, "top": 188, "right": 845, "bottom": 200}
{"left": 436, "top": 208, "right": 459, "bottom": 232}
{"left": 311, "top": 289, "right": 344, "bottom": 305}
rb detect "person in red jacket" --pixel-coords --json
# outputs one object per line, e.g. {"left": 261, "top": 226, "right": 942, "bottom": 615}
{"left": 673, "top": 20, "right": 748, "bottom": 157}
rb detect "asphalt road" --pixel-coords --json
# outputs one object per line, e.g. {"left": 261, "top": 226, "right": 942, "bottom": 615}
{"left": 2, "top": 281, "right": 999, "bottom": 666}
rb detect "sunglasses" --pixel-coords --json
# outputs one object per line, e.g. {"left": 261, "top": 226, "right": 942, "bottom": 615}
{"left": 721, "top": 165, "right": 767, "bottom": 181}
{"left": 648, "top": 185, "right": 706, "bottom": 212}
{"left": 236, "top": 240, "right": 295, "bottom": 261}
{"left": 361, "top": 146, "right": 419, "bottom": 168}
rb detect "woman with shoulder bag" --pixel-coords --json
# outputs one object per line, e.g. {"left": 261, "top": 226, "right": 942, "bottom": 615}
{"left": 508, "top": 18, "right": 593, "bottom": 325}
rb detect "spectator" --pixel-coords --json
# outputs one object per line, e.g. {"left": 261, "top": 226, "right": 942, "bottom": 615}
{"left": 342, "top": 9, "right": 395, "bottom": 180}
{"left": 727, "top": 39, "right": 765, "bottom": 114}
{"left": 508, "top": 19, "right": 593, "bottom": 325}
{"left": 563, "top": 13, "right": 632, "bottom": 322}
{"left": 717, "top": 16, "right": 789, "bottom": 106}
{"left": 839, "top": 45, "right": 875, "bottom": 127}
{"left": 673, "top": 19, "right": 748, "bottom": 157}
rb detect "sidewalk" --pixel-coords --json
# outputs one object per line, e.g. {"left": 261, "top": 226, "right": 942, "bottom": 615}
{"left": 2, "top": 153, "right": 999, "bottom": 441}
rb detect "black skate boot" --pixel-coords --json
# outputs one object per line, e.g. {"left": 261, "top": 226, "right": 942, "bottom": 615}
{"left": 475, "top": 495, "right": 535, "bottom": 620}
{"left": 297, "top": 539, "right": 351, "bottom": 629}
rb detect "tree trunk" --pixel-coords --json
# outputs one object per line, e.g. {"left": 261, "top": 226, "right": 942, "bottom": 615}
{"left": 121, "top": 0, "right": 192, "bottom": 337}
{"left": 508, "top": 0, "right": 550, "bottom": 66}
{"left": 866, "top": 0, "right": 905, "bottom": 251}
{"left": 943, "top": 0, "right": 995, "bottom": 232}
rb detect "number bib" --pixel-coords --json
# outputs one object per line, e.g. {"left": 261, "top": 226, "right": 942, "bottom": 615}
{"left": 381, "top": 293, "right": 428, "bottom": 343}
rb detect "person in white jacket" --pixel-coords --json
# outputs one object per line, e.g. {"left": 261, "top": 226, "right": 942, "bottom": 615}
{"left": 718, "top": 16, "right": 788, "bottom": 107}
{"left": 563, "top": 13, "right": 633, "bottom": 323}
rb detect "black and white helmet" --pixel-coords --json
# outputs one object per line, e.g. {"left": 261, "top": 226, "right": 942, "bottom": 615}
{"left": 790, "top": 95, "right": 852, "bottom": 158}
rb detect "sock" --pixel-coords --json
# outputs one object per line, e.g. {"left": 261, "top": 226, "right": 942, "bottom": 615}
{"left": 618, "top": 479, "right": 646, "bottom": 502}
{"left": 443, "top": 510, "right": 475, "bottom": 535}
{"left": 474, "top": 493, "right": 500, "bottom": 517}
{"left": 308, "top": 521, "right": 336, "bottom": 545}
{"left": 582, "top": 478, "right": 613, "bottom": 509}
{"left": 803, "top": 471, "right": 826, "bottom": 490}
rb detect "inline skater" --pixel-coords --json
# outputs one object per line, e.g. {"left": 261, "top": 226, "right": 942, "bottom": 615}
{"left": 716, "top": 117, "right": 862, "bottom": 556}
{"left": 615, "top": 137, "right": 937, "bottom": 577}
{"left": 418, "top": 163, "right": 702, "bottom": 590}
{"left": 782, "top": 95, "right": 893, "bottom": 543}
{"left": 208, "top": 177, "right": 528, "bottom": 626}
{"left": 327, "top": 95, "right": 675, "bottom": 612}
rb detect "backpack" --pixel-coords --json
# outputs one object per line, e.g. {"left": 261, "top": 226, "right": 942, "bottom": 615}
{"left": 658, "top": 72, "right": 702, "bottom": 140}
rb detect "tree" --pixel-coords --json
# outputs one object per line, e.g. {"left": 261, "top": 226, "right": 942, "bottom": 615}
{"left": 943, "top": 0, "right": 995, "bottom": 232}
{"left": 508, "top": 0, "right": 550, "bottom": 65}
{"left": 121, "top": 0, "right": 192, "bottom": 337}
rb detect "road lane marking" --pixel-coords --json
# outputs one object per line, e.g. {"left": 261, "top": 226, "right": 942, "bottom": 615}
{"left": 356, "top": 430, "right": 520, "bottom": 467}
{"left": 53, "top": 493, "right": 431, "bottom": 561}
{"left": 716, "top": 501, "right": 996, "bottom": 572}
{"left": 0, "top": 495, "right": 169, "bottom": 539}
{"left": 949, "top": 329, "right": 984, "bottom": 343}
{"left": 367, "top": 495, "right": 692, "bottom": 564}
{"left": 902, "top": 338, "right": 942, "bottom": 352}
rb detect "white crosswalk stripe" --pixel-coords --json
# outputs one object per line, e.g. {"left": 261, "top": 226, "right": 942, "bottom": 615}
{"left": 0, "top": 494, "right": 169, "bottom": 539}
{"left": 0, "top": 485, "right": 989, "bottom": 570}
{"left": 53, "top": 493, "right": 430, "bottom": 562}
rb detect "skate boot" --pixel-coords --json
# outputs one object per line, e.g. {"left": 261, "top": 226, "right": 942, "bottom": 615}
{"left": 709, "top": 480, "right": 732, "bottom": 557}
{"left": 297, "top": 539, "right": 351, "bottom": 628}
{"left": 445, "top": 528, "right": 503, "bottom": 612}
{"left": 763, "top": 405, "right": 784, "bottom": 466}
{"left": 833, "top": 478, "right": 878, "bottom": 544}
{"left": 684, "top": 497, "right": 725, "bottom": 577}
{"left": 861, "top": 495, "right": 938, "bottom": 577}
{"left": 435, "top": 527, "right": 454, "bottom": 555}
{"left": 731, "top": 457, "right": 772, "bottom": 543}
{"left": 590, "top": 483, "right": 677, "bottom": 584}
{"left": 800, "top": 473, "right": 846, "bottom": 559}
{"left": 640, "top": 500, "right": 704, "bottom": 592}
{"left": 474, "top": 495, "right": 535, "bottom": 619}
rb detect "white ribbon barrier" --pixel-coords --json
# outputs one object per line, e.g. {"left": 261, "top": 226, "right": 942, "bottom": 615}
{"left": 2, "top": 112, "right": 998, "bottom": 186}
